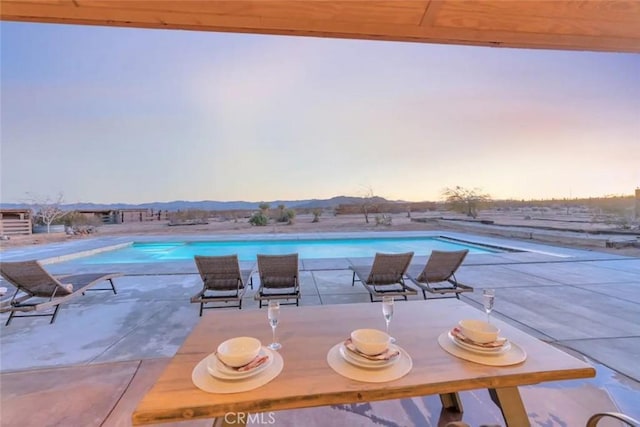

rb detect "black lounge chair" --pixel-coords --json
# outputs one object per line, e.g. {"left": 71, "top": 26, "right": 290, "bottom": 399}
{"left": 254, "top": 254, "right": 300, "bottom": 308}
{"left": 350, "top": 252, "right": 417, "bottom": 302}
{"left": 191, "top": 255, "right": 254, "bottom": 315}
{"left": 407, "top": 249, "right": 472, "bottom": 300}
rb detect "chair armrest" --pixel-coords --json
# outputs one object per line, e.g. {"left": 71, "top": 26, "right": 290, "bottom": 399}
{"left": 586, "top": 412, "right": 639, "bottom": 427}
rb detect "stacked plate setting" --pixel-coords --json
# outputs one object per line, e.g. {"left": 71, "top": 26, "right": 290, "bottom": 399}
{"left": 207, "top": 347, "right": 273, "bottom": 380}
{"left": 448, "top": 328, "right": 511, "bottom": 356}
{"left": 339, "top": 341, "right": 401, "bottom": 369}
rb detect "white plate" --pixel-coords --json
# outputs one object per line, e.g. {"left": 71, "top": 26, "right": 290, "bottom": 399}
{"left": 340, "top": 346, "right": 389, "bottom": 368}
{"left": 339, "top": 344, "right": 399, "bottom": 369}
{"left": 207, "top": 347, "right": 273, "bottom": 380}
{"left": 214, "top": 348, "right": 270, "bottom": 375}
{"left": 341, "top": 343, "right": 400, "bottom": 367}
{"left": 449, "top": 332, "right": 511, "bottom": 355}
{"left": 438, "top": 332, "right": 527, "bottom": 367}
{"left": 193, "top": 348, "right": 284, "bottom": 394}
{"left": 327, "top": 343, "right": 413, "bottom": 383}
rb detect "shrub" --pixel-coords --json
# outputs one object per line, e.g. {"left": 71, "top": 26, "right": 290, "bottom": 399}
{"left": 374, "top": 214, "right": 392, "bottom": 226}
{"left": 312, "top": 208, "right": 322, "bottom": 223}
{"left": 276, "top": 204, "right": 288, "bottom": 223}
{"left": 249, "top": 211, "right": 269, "bottom": 226}
{"left": 275, "top": 205, "right": 296, "bottom": 224}
{"left": 285, "top": 209, "right": 296, "bottom": 225}
{"left": 62, "top": 211, "right": 102, "bottom": 235}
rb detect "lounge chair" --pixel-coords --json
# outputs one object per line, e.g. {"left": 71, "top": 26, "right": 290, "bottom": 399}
{"left": 254, "top": 254, "right": 300, "bottom": 308}
{"left": 407, "top": 249, "right": 472, "bottom": 300}
{"left": 350, "top": 252, "right": 417, "bottom": 302}
{"left": 191, "top": 255, "right": 254, "bottom": 315}
{"left": 0, "top": 260, "right": 120, "bottom": 325}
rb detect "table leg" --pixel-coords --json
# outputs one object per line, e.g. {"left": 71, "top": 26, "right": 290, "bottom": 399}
{"left": 439, "top": 392, "right": 463, "bottom": 412}
{"left": 488, "top": 387, "right": 530, "bottom": 427}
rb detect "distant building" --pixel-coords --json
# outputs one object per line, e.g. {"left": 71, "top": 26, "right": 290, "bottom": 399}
{"left": 119, "top": 208, "right": 167, "bottom": 222}
{"left": 0, "top": 209, "right": 32, "bottom": 236}
{"left": 75, "top": 209, "right": 121, "bottom": 224}
{"left": 75, "top": 209, "right": 168, "bottom": 224}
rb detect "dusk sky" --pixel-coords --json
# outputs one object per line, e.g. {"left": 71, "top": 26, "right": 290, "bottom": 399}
{"left": 1, "top": 22, "right": 639, "bottom": 205}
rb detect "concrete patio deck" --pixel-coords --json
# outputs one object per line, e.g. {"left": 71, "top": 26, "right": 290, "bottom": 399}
{"left": 1, "top": 231, "right": 639, "bottom": 426}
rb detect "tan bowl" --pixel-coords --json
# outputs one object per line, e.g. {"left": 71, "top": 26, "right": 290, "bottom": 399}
{"left": 458, "top": 319, "right": 500, "bottom": 344}
{"left": 217, "top": 337, "right": 261, "bottom": 367}
{"left": 350, "top": 329, "right": 390, "bottom": 355}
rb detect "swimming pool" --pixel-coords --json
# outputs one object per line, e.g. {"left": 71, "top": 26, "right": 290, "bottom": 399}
{"left": 77, "top": 236, "right": 508, "bottom": 264}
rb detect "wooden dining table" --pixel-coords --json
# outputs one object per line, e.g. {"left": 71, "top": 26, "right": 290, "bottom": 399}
{"left": 132, "top": 299, "right": 595, "bottom": 426}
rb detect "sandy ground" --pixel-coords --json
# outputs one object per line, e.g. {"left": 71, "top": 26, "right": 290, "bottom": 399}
{"left": 2, "top": 211, "right": 639, "bottom": 257}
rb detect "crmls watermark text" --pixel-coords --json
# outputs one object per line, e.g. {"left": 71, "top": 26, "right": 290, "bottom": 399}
{"left": 223, "top": 412, "right": 276, "bottom": 425}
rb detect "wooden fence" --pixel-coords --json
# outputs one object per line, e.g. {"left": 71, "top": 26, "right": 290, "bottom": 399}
{"left": 0, "top": 218, "right": 32, "bottom": 236}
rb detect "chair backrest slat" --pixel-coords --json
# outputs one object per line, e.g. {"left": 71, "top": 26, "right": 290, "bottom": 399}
{"left": 367, "top": 252, "right": 414, "bottom": 284}
{"left": 257, "top": 254, "right": 299, "bottom": 288}
{"left": 194, "top": 255, "right": 243, "bottom": 290}
{"left": 418, "top": 250, "right": 469, "bottom": 282}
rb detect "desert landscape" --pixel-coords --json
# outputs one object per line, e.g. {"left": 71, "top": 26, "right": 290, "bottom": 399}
{"left": 3, "top": 207, "right": 639, "bottom": 257}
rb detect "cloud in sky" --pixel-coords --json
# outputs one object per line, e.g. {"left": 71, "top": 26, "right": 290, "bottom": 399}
{"left": 1, "top": 22, "right": 639, "bottom": 204}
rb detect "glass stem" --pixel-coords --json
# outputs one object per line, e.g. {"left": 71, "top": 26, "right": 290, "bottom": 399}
{"left": 272, "top": 326, "right": 277, "bottom": 345}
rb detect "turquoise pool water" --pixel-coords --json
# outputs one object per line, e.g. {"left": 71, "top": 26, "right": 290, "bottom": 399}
{"left": 78, "top": 236, "right": 506, "bottom": 264}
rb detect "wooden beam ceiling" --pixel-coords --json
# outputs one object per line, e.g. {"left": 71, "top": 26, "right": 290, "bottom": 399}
{"left": 1, "top": 0, "right": 639, "bottom": 53}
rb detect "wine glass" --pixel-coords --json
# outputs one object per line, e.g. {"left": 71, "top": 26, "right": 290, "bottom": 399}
{"left": 267, "top": 301, "right": 282, "bottom": 350}
{"left": 483, "top": 289, "right": 495, "bottom": 323}
{"left": 382, "top": 296, "right": 396, "bottom": 343}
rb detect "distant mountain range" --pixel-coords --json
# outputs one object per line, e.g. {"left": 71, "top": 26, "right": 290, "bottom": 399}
{"left": 0, "top": 195, "right": 400, "bottom": 212}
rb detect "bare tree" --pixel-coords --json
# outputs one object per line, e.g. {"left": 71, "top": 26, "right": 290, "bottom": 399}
{"left": 442, "top": 186, "right": 491, "bottom": 219}
{"left": 28, "top": 192, "right": 66, "bottom": 233}
{"left": 360, "top": 186, "right": 376, "bottom": 224}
